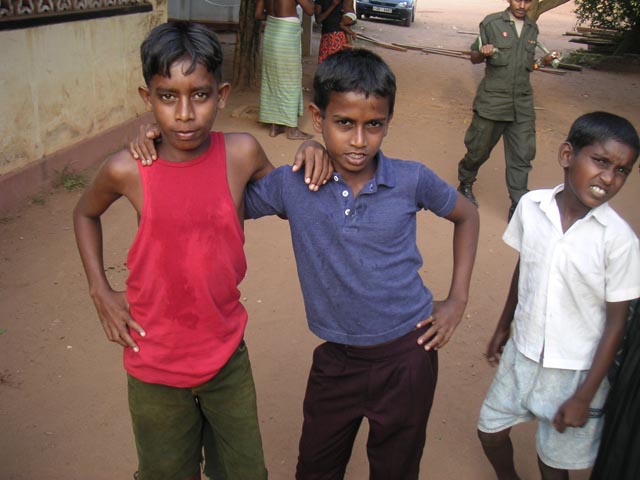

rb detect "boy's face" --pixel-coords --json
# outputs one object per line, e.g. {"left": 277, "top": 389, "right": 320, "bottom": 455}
{"left": 309, "top": 91, "right": 391, "bottom": 184}
{"left": 507, "top": 0, "right": 532, "bottom": 20}
{"left": 139, "top": 58, "right": 230, "bottom": 162}
{"left": 559, "top": 139, "right": 636, "bottom": 211}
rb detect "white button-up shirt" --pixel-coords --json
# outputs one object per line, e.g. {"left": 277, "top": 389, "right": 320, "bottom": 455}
{"left": 505, "top": 185, "right": 640, "bottom": 371}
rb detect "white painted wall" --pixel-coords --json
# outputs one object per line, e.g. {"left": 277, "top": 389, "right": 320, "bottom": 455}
{"left": 0, "top": 2, "right": 166, "bottom": 175}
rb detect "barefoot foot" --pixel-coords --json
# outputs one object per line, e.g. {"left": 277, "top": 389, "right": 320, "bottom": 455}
{"left": 269, "top": 124, "right": 286, "bottom": 137}
{"left": 286, "top": 127, "right": 313, "bottom": 140}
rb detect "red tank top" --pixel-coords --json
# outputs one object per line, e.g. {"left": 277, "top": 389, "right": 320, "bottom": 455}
{"left": 124, "top": 132, "right": 247, "bottom": 387}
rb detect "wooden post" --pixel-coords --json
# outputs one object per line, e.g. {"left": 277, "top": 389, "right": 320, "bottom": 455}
{"left": 302, "top": 13, "right": 312, "bottom": 57}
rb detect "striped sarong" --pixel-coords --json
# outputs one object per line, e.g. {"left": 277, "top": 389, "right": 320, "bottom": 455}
{"left": 259, "top": 16, "right": 304, "bottom": 127}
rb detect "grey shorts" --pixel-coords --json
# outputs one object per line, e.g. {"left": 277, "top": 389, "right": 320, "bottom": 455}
{"left": 477, "top": 339, "right": 609, "bottom": 470}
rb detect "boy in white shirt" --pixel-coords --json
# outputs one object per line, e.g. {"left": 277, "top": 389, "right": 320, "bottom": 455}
{"left": 477, "top": 111, "right": 640, "bottom": 480}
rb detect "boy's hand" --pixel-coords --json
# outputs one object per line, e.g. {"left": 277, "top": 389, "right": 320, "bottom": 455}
{"left": 292, "top": 140, "right": 333, "bottom": 191}
{"left": 486, "top": 326, "right": 510, "bottom": 367}
{"left": 91, "top": 287, "right": 145, "bottom": 352}
{"left": 553, "top": 395, "right": 590, "bottom": 433}
{"left": 129, "top": 123, "right": 161, "bottom": 166}
{"left": 416, "top": 298, "right": 466, "bottom": 351}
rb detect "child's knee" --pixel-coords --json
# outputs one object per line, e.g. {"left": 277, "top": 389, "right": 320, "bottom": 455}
{"left": 477, "top": 428, "right": 510, "bottom": 448}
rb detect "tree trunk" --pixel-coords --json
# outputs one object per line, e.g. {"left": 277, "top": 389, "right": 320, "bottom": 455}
{"left": 528, "top": 0, "right": 571, "bottom": 22}
{"left": 232, "top": 0, "right": 261, "bottom": 90}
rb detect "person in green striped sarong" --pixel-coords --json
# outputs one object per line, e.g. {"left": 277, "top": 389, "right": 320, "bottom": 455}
{"left": 256, "top": 0, "right": 315, "bottom": 140}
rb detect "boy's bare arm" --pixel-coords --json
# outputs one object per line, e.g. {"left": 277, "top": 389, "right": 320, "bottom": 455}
{"left": 226, "top": 133, "right": 275, "bottom": 191}
{"left": 297, "top": 0, "right": 315, "bottom": 16}
{"left": 417, "top": 193, "right": 479, "bottom": 351}
{"left": 553, "top": 300, "right": 630, "bottom": 433}
{"left": 315, "top": 0, "right": 341, "bottom": 24}
{"left": 73, "top": 151, "right": 145, "bottom": 351}
{"left": 129, "top": 127, "right": 331, "bottom": 190}
{"left": 255, "top": 0, "right": 266, "bottom": 19}
{"left": 486, "top": 261, "right": 519, "bottom": 366}
{"left": 342, "top": 0, "right": 354, "bottom": 14}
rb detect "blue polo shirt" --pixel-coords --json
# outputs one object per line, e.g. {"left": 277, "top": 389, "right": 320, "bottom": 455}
{"left": 245, "top": 152, "right": 458, "bottom": 346}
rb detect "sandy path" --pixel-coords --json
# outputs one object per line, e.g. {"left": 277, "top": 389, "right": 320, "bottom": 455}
{"left": 1, "top": 1, "right": 638, "bottom": 478}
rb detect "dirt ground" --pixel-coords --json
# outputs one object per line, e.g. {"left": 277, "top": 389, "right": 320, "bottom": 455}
{"left": 1, "top": 1, "right": 639, "bottom": 479}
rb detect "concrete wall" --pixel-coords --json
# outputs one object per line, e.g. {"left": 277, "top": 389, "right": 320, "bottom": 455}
{"left": 169, "top": 0, "right": 240, "bottom": 24}
{"left": 0, "top": 2, "right": 167, "bottom": 178}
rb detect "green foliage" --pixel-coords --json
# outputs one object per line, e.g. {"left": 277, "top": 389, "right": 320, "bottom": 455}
{"left": 574, "top": 0, "right": 640, "bottom": 30}
{"left": 57, "top": 167, "right": 86, "bottom": 191}
{"left": 562, "top": 49, "right": 606, "bottom": 66}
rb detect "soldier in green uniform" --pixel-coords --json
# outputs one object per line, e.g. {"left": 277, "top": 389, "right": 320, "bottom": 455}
{"left": 457, "top": 0, "right": 539, "bottom": 219}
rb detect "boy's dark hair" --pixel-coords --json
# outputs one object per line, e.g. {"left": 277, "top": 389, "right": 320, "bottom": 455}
{"left": 567, "top": 111, "right": 640, "bottom": 160}
{"left": 140, "top": 22, "right": 223, "bottom": 85}
{"left": 313, "top": 49, "right": 397, "bottom": 116}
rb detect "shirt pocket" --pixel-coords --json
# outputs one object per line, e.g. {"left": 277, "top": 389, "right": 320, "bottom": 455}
{"left": 524, "top": 38, "right": 536, "bottom": 72}
{"left": 487, "top": 37, "right": 512, "bottom": 67}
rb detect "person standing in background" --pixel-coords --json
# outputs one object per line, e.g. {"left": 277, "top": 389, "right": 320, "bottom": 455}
{"left": 256, "top": 0, "right": 316, "bottom": 140}
{"left": 314, "top": 0, "right": 356, "bottom": 63}
{"left": 457, "top": 0, "right": 540, "bottom": 219}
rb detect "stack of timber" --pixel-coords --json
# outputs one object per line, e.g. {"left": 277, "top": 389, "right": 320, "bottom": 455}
{"left": 565, "top": 26, "right": 624, "bottom": 54}
{"left": 355, "top": 33, "right": 408, "bottom": 51}
{"left": 356, "top": 34, "right": 574, "bottom": 74}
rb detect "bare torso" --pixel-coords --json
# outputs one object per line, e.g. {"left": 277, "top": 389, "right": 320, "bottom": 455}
{"left": 262, "top": 0, "right": 314, "bottom": 18}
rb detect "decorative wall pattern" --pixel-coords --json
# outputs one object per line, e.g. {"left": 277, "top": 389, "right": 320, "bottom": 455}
{"left": 0, "top": 0, "right": 152, "bottom": 29}
{"left": 0, "top": 0, "right": 150, "bottom": 17}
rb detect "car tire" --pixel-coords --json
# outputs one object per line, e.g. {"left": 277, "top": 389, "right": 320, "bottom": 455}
{"left": 403, "top": 15, "right": 411, "bottom": 27}
{"left": 356, "top": 12, "right": 362, "bottom": 19}
{"left": 412, "top": 7, "right": 415, "bottom": 22}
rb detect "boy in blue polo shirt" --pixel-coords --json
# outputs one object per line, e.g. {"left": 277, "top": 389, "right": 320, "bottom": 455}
{"left": 244, "top": 48, "right": 480, "bottom": 480}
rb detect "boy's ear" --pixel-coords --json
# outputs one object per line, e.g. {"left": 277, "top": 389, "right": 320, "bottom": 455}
{"left": 558, "top": 141, "right": 573, "bottom": 169}
{"left": 216, "top": 82, "right": 231, "bottom": 109}
{"left": 138, "top": 86, "right": 152, "bottom": 112}
{"left": 308, "top": 103, "right": 324, "bottom": 133}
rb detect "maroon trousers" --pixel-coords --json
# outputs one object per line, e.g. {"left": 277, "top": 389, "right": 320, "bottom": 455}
{"left": 296, "top": 328, "right": 438, "bottom": 480}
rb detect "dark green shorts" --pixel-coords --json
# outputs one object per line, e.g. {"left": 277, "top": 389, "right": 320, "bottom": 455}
{"left": 128, "top": 341, "right": 267, "bottom": 480}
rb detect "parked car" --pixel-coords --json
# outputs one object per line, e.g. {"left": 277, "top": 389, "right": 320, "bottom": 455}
{"left": 356, "top": 0, "right": 416, "bottom": 27}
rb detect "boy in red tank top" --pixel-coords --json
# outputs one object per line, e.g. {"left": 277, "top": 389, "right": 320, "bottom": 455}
{"left": 73, "top": 22, "right": 330, "bottom": 480}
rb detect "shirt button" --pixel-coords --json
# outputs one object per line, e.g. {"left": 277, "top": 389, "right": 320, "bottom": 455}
{"left": 342, "top": 190, "right": 349, "bottom": 197}
{"left": 345, "top": 209, "right": 351, "bottom": 216}
{"left": 333, "top": 175, "right": 339, "bottom": 182}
